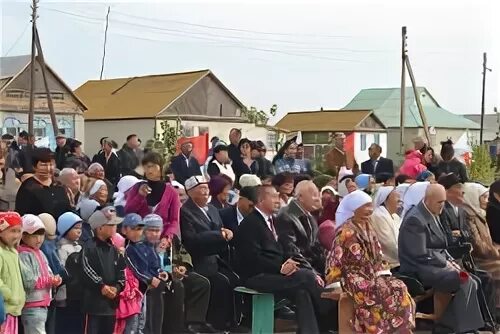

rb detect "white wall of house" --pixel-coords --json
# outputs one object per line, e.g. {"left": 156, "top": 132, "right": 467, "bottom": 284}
{"left": 84, "top": 119, "right": 155, "bottom": 156}
{"left": 353, "top": 132, "right": 387, "bottom": 164}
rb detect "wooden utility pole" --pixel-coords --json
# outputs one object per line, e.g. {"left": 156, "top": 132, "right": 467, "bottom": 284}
{"left": 400, "top": 27, "right": 407, "bottom": 155}
{"left": 28, "top": 0, "right": 38, "bottom": 135}
{"left": 100, "top": 6, "right": 111, "bottom": 80}
{"left": 480, "top": 52, "right": 492, "bottom": 144}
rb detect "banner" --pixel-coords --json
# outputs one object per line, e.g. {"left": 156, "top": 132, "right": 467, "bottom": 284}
{"left": 176, "top": 133, "right": 209, "bottom": 165}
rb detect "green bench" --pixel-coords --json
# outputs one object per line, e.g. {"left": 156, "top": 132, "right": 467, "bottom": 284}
{"left": 234, "top": 287, "right": 277, "bottom": 334}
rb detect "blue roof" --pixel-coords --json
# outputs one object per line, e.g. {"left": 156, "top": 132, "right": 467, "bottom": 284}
{"left": 342, "top": 87, "right": 480, "bottom": 129}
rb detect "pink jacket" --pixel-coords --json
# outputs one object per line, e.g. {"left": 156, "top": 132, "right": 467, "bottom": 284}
{"left": 125, "top": 182, "right": 181, "bottom": 238}
{"left": 399, "top": 150, "right": 427, "bottom": 179}
{"left": 116, "top": 267, "right": 142, "bottom": 320}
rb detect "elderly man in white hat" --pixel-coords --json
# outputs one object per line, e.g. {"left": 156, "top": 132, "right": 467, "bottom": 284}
{"left": 324, "top": 132, "right": 359, "bottom": 176}
{"left": 180, "top": 176, "right": 240, "bottom": 331}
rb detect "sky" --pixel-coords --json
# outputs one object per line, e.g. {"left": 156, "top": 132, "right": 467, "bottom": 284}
{"left": 1, "top": 0, "right": 499, "bottom": 124}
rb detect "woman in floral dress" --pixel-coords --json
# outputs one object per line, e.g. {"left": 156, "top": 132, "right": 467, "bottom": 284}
{"left": 327, "top": 190, "right": 415, "bottom": 334}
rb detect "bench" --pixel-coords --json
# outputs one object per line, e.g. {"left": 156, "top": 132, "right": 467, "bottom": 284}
{"left": 321, "top": 289, "right": 352, "bottom": 334}
{"left": 234, "top": 287, "right": 275, "bottom": 334}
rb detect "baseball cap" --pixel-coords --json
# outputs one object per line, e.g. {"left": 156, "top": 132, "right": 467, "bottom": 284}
{"left": 57, "top": 212, "right": 83, "bottom": 238}
{"left": 0, "top": 212, "right": 22, "bottom": 232}
{"left": 143, "top": 214, "right": 163, "bottom": 230}
{"left": 88, "top": 206, "right": 123, "bottom": 230}
{"left": 22, "top": 214, "right": 46, "bottom": 234}
{"left": 122, "top": 213, "right": 144, "bottom": 228}
{"left": 185, "top": 175, "right": 208, "bottom": 191}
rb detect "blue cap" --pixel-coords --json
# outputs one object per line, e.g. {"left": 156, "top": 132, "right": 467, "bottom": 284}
{"left": 122, "top": 213, "right": 144, "bottom": 228}
{"left": 143, "top": 214, "right": 163, "bottom": 230}
{"left": 57, "top": 212, "right": 83, "bottom": 238}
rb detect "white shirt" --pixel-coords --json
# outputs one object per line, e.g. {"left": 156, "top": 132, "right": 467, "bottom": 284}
{"left": 236, "top": 207, "right": 244, "bottom": 225}
{"left": 182, "top": 154, "right": 190, "bottom": 167}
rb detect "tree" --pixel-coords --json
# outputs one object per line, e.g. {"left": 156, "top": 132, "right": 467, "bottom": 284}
{"left": 144, "top": 119, "right": 182, "bottom": 164}
{"left": 241, "top": 104, "right": 277, "bottom": 125}
{"left": 468, "top": 144, "right": 495, "bottom": 185}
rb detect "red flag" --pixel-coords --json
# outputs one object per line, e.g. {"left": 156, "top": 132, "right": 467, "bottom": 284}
{"left": 176, "top": 133, "right": 209, "bottom": 165}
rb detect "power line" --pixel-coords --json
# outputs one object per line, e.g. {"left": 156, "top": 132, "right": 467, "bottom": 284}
{"left": 4, "top": 22, "right": 30, "bottom": 56}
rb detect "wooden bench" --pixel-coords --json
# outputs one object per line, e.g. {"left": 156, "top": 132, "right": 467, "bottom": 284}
{"left": 234, "top": 287, "right": 275, "bottom": 334}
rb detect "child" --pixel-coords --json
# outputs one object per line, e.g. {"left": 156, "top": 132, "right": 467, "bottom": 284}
{"left": 38, "top": 212, "right": 65, "bottom": 334}
{"left": 0, "top": 211, "right": 25, "bottom": 334}
{"left": 81, "top": 206, "right": 125, "bottom": 334}
{"left": 143, "top": 214, "right": 212, "bottom": 334}
{"left": 18, "top": 214, "right": 62, "bottom": 334}
{"left": 124, "top": 213, "right": 168, "bottom": 334}
{"left": 55, "top": 211, "right": 83, "bottom": 333}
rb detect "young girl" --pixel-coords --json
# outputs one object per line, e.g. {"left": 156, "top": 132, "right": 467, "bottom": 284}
{"left": 18, "top": 214, "right": 62, "bottom": 334}
{"left": 0, "top": 211, "right": 25, "bottom": 334}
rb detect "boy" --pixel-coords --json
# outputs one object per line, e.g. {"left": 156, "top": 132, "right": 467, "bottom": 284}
{"left": 143, "top": 214, "right": 213, "bottom": 334}
{"left": 124, "top": 213, "right": 168, "bottom": 334}
{"left": 19, "top": 214, "right": 62, "bottom": 333}
{"left": 81, "top": 206, "right": 125, "bottom": 334}
{"left": 0, "top": 212, "right": 25, "bottom": 334}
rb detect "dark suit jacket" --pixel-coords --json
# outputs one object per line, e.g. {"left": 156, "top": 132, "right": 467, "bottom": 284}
{"left": 398, "top": 202, "right": 460, "bottom": 292}
{"left": 234, "top": 210, "right": 285, "bottom": 282}
{"left": 275, "top": 200, "right": 324, "bottom": 273}
{"left": 180, "top": 198, "right": 230, "bottom": 277}
{"left": 439, "top": 202, "right": 473, "bottom": 259}
{"left": 220, "top": 205, "right": 239, "bottom": 234}
{"left": 92, "top": 151, "right": 121, "bottom": 186}
{"left": 361, "top": 157, "right": 394, "bottom": 175}
{"left": 170, "top": 154, "right": 202, "bottom": 186}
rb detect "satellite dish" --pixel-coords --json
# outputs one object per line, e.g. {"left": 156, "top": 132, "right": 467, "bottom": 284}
{"left": 429, "top": 126, "right": 437, "bottom": 135}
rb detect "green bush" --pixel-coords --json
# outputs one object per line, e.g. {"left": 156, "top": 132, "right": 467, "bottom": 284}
{"left": 468, "top": 144, "right": 495, "bottom": 185}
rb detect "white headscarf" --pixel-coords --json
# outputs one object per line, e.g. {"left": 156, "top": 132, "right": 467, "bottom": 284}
{"left": 395, "top": 183, "right": 411, "bottom": 200}
{"left": 89, "top": 179, "right": 107, "bottom": 197}
{"left": 374, "top": 186, "right": 395, "bottom": 207}
{"left": 338, "top": 177, "right": 355, "bottom": 198}
{"left": 113, "top": 176, "right": 140, "bottom": 207}
{"left": 335, "top": 190, "right": 372, "bottom": 228}
{"left": 402, "top": 182, "right": 430, "bottom": 218}
{"left": 463, "top": 182, "right": 489, "bottom": 217}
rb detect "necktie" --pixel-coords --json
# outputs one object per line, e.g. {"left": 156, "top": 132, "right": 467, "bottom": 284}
{"left": 268, "top": 217, "right": 278, "bottom": 241}
{"left": 372, "top": 160, "right": 378, "bottom": 173}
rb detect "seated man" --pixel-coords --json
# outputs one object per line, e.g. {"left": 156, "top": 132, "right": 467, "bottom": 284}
{"left": 398, "top": 184, "right": 484, "bottom": 333}
{"left": 276, "top": 180, "right": 325, "bottom": 274}
{"left": 180, "top": 176, "right": 239, "bottom": 331}
{"left": 234, "top": 185, "right": 335, "bottom": 334}
{"left": 219, "top": 186, "right": 258, "bottom": 234}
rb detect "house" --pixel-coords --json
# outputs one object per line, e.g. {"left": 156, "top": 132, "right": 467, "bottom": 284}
{"left": 75, "top": 69, "right": 284, "bottom": 156}
{"left": 275, "top": 109, "right": 386, "bottom": 169}
{"left": 0, "top": 55, "right": 87, "bottom": 146}
{"left": 342, "top": 87, "right": 481, "bottom": 162}
{"left": 463, "top": 113, "right": 500, "bottom": 157}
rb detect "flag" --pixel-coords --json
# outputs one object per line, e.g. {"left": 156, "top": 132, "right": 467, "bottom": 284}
{"left": 176, "top": 133, "right": 209, "bottom": 165}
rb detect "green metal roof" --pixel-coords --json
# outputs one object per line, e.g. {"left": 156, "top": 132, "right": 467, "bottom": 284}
{"left": 342, "top": 87, "right": 480, "bottom": 129}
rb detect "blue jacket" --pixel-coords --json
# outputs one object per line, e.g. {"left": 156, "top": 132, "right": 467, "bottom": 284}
{"left": 41, "top": 239, "right": 67, "bottom": 280}
{"left": 125, "top": 240, "right": 163, "bottom": 286}
{"left": 0, "top": 292, "right": 5, "bottom": 325}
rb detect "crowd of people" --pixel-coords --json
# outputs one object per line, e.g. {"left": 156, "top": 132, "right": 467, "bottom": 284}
{"left": 0, "top": 127, "right": 499, "bottom": 334}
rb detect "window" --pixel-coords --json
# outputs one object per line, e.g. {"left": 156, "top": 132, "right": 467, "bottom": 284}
{"left": 51, "top": 92, "right": 64, "bottom": 100}
{"left": 374, "top": 133, "right": 380, "bottom": 145}
{"left": 360, "top": 134, "right": 367, "bottom": 151}
{"left": 5, "top": 89, "right": 26, "bottom": 98}
{"left": 198, "top": 127, "right": 209, "bottom": 135}
{"left": 2, "top": 117, "right": 20, "bottom": 136}
{"left": 57, "top": 119, "right": 73, "bottom": 138}
{"left": 267, "top": 132, "right": 277, "bottom": 151}
{"left": 302, "top": 132, "right": 330, "bottom": 144}
{"left": 181, "top": 125, "right": 194, "bottom": 137}
{"left": 34, "top": 118, "right": 47, "bottom": 138}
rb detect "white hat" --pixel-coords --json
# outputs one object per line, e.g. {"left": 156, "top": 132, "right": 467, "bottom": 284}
{"left": 117, "top": 175, "right": 140, "bottom": 194}
{"left": 402, "top": 182, "right": 430, "bottom": 218}
{"left": 239, "top": 174, "right": 262, "bottom": 188}
{"left": 22, "top": 214, "right": 46, "bottom": 234}
{"left": 185, "top": 175, "right": 208, "bottom": 191}
{"left": 321, "top": 185, "right": 338, "bottom": 196}
{"left": 335, "top": 190, "right": 372, "bottom": 228}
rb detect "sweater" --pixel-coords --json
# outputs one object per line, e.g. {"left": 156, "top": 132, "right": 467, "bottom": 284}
{"left": 56, "top": 238, "right": 82, "bottom": 302}
{"left": 18, "top": 245, "right": 53, "bottom": 308}
{"left": 0, "top": 244, "right": 26, "bottom": 316}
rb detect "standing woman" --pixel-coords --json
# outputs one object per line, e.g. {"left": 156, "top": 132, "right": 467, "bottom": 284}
{"left": 273, "top": 138, "right": 303, "bottom": 174}
{"left": 206, "top": 142, "right": 236, "bottom": 183}
{"left": 125, "top": 152, "right": 181, "bottom": 242}
{"left": 232, "top": 138, "right": 259, "bottom": 184}
{"left": 91, "top": 138, "right": 121, "bottom": 186}
{"left": 422, "top": 146, "right": 439, "bottom": 176}
{"left": 326, "top": 190, "right": 415, "bottom": 334}
{"left": 435, "top": 139, "right": 468, "bottom": 182}
{"left": 370, "top": 186, "right": 402, "bottom": 268}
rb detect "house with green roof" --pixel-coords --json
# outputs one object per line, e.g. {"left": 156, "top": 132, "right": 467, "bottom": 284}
{"left": 342, "top": 87, "right": 480, "bottom": 161}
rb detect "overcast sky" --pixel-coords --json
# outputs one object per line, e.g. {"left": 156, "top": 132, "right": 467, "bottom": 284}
{"left": 2, "top": 0, "right": 499, "bottom": 123}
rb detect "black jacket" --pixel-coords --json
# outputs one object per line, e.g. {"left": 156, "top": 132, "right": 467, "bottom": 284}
{"left": 170, "top": 154, "right": 202, "bottom": 186}
{"left": 487, "top": 200, "right": 500, "bottom": 244}
{"left": 234, "top": 210, "right": 285, "bottom": 282}
{"left": 220, "top": 205, "right": 239, "bottom": 234}
{"left": 275, "top": 199, "right": 324, "bottom": 273}
{"left": 255, "top": 157, "right": 275, "bottom": 179}
{"left": 81, "top": 237, "right": 126, "bottom": 316}
{"left": 361, "top": 157, "right": 394, "bottom": 176}
{"left": 118, "top": 145, "right": 140, "bottom": 177}
{"left": 439, "top": 202, "right": 472, "bottom": 260}
{"left": 435, "top": 159, "right": 468, "bottom": 182}
{"left": 232, "top": 159, "right": 259, "bottom": 185}
{"left": 180, "top": 198, "right": 231, "bottom": 277}
{"left": 92, "top": 151, "right": 122, "bottom": 186}
{"left": 55, "top": 144, "right": 71, "bottom": 170}
{"left": 228, "top": 144, "right": 241, "bottom": 165}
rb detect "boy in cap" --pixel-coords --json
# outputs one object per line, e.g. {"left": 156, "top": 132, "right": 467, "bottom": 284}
{"left": 0, "top": 212, "right": 25, "bottom": 334}
{"left": 124, "top": 213, "right": 169, "bottom": 334}
{"left": 55, "top": 212, "right": 83, "bottom": 333}
{"left": 19, "top": 214, "right": 62, "bottom": 333}
{"left": 81, "top": 206, "right": 126, "bottom": 334}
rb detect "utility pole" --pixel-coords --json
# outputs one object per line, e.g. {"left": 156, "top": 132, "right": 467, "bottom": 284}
{"left": 100, "top": 6, "right": 111, "bottom": 80}
{"left": 480, "top": 52, "right": 492, "bottom": 145}
{"left": 28, "top": 0, "right": 38, "bottom": 135}
{"left": 400, "top": 27, "right": 407, "bottom": 155}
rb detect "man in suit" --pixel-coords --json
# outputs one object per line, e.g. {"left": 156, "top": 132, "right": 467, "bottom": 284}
{"left": 227, "top": 128, "right": 242, "bottom": 164}
{"left": 220, "top": 186, "right": 258, "bottom": 234}
{"left": 324, "top": 132, "right": 359, "bottom": 175}
{"left": 180, "top": 176, "right": 239, "bottom": 331}
{"left": 276, "top": 180, "right": 325, "bottom": 274}
{"left": 170, "top": 142, "right": 202, "bottom": 186}
{"left": 234, "top": 185, "right": 335, "bottom": 334}
{"left": 398, "top": 184, "right": 484, "bottom": 333}
{"left": 361, "top": 143, "right": 394, "bottom": 176}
